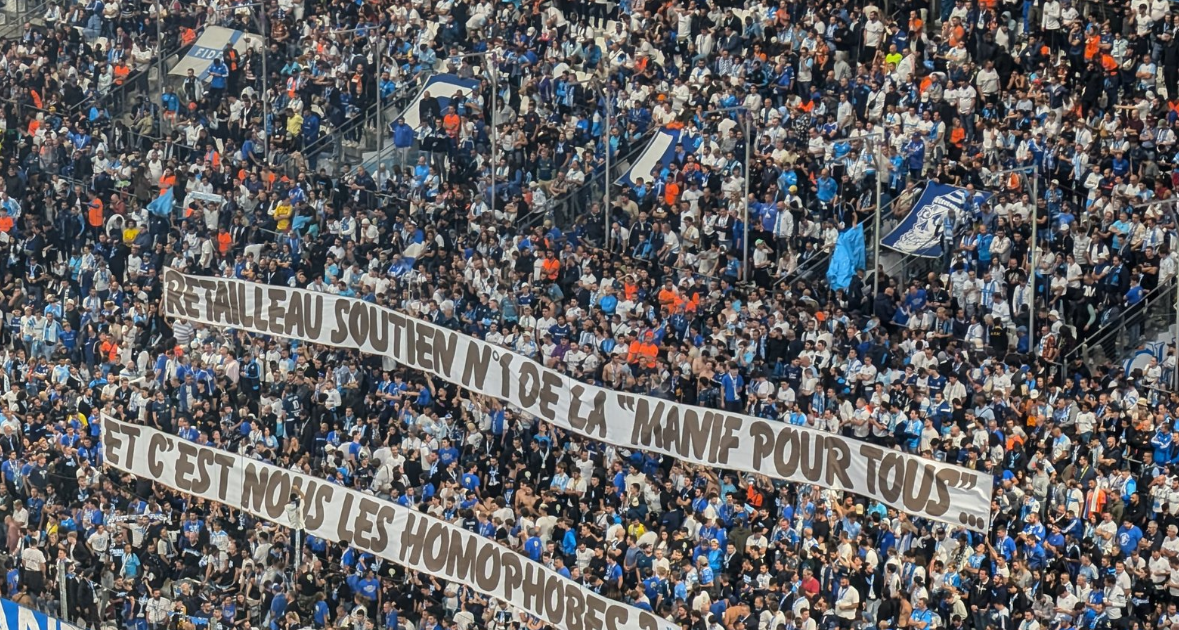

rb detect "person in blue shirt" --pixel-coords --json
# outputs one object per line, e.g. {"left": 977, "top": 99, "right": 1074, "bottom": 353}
{"left": 461, "top": 464, "right": 481, "bottom": 492}
{"left": 380, "top": 602, "right": 398, "bottom": 630}
{"left": 436, "top": 438, "right": 459, "bottom": 467}
{"left": 903, "top": 133, "right": 926, "bottom": 178}
{"left": 720, "top": 363, "right": 744, "bottom": 412}
{"left": 207, "top": 58, "right": 229, "bottom": 105}
{"left": 604, "top": 556, "right": 623, "bottom": 590}
{"left": 356, "top": 570, "right": 380, "bottom": 602}
{"left": 391, "top": 117, "right": 416, "bottom": 167}
{"left": 267, "top": 584, "right": 288, "bottom": 630}
{"left": 313, "top": 595, "right": 331, "bottom": 628}
{"left": 697, "top": 558, "right": 715, "bottom": 589}
{"left": 1152, "top": 426, "right": 1175, "bottom": 465}
{"left": 993, "top": 524, "right": 1018, "bottom": 561}
{"left": 814, "top": 169, "right": 838, "bottom": 205}
{"left": 1116, "top": 519, "right": 1142, "bottom": 556}
{"left": 909, "top": 598, "right": 934, "bottom": 630}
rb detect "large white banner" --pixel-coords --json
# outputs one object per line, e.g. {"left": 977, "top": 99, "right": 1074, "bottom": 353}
{"left": 100, "top": 416, "right": 674, "bottom": 630}
{"left": 162, "top": 269, "right": 994, "bottom": 531}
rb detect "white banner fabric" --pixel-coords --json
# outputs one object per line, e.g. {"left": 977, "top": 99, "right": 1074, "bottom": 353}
{"left": 100, "top": 416, "right": 674, "bottom": 630}
{"left": 161, "top": 268, "right": 994, "bottom": 531}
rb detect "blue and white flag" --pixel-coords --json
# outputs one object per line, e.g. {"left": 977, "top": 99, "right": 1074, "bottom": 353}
{"left": 881, "top": 183, "right": 993, "bottom": 258}
{"left": 168, "top": 26, "right": 264, "bottom": 79}
{"left": 397, "top": 74, "right": 482, "bottom": 131}
{"left": 0, "top": 597, "right": 84, "bottom": 630}
{"left": 616, "top": 128, "right": 681, "bottom": 187}
{"left": 826, "top": 223, "right": 865, "bottom": 291}
{"left": 1124, "top": 341, "right": 1166, "bottom": 377}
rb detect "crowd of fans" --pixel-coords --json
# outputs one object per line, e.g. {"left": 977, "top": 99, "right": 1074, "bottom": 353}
{"left": 1, "top": 4, "right": 1179, "bottom": 630}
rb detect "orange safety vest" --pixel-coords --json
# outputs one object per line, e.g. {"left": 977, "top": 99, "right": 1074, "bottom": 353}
{"left": 217, "top": 231, "right": 232, "bottom": 254}
{"left": 950, "top": 127, "right": 965, "bottom": 147}
{"left": 947, "top": 25, "right": 965, "bottom": 47}
{"left": 0, "top": 216, "right": 13, "bottom": 233}
{"left": 627, "top": 343, "right": 643, "bottom": 365}
{"left": 663, "top": 181, "right": 680, "bottom": 206}
{"left": 1084, "top": 35, "right": 1100, "bottom": 61}
{"left": 159, "top": 174, "right": 176, "bottom": 191}
{"left": 637, "top": 341, "right": 658, "bottom": 368}
{"left": 541, "top": 257, "right": 560, "bottom": 280}
{"left": 746, "top": 486, "right": 765, "bottom": 509}
{"left": 443, "top": 112, "right": 461, "bottom": 137}
{"left": 1100, "top": 53, "right": 1118, "bottom": 74}
{"left": 87, "top": 199, "right": 104, "bottom": 227}
{"left": 113, "top": 64, "right": 130, "bottom": 85}
{"left": 657, "top": 288, "right": 678, "bottom": 308}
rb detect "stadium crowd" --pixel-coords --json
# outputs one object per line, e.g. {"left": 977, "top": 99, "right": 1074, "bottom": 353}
{"left": 0, "top": 3, "right": 1179, "bottom": 630}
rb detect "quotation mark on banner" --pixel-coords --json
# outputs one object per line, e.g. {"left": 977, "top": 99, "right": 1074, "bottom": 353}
{"left": 953, "top": 474, "right": 977, "bottom": 492}
{"left": 954, "top": 472, "right": 987, "bottom": 529}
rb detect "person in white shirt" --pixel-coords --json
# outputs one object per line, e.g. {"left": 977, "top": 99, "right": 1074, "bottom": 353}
{"left": 1018, "top": 609, "right": 1041, "bottom": 630}
{"left": 834, "top": 574, "right": 860, "bottom": 622}
{"left": 1041, "top": 0, "right": 1062, "bottom": 40}
{"left": 146, "top": 590, "right": 173, "bottom": 630}
{"left": 862, "top": 11, "right": 885, "bottom": 62}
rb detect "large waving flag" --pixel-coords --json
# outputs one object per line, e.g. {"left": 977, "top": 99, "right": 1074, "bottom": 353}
{"left": 147, "top": 188, "right": 175, "bottom": 218}
{"left": 881, "top": 182, "right": 993, "bottom": 258}
{"left": 826, "top": 223, "right": 866, "bottom": 291}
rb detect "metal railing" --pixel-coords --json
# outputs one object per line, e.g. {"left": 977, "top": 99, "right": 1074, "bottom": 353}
{"left": 520, "top": 130, "right": 656, "bottom": 233}
{"left": 299, "top": 74, "right": 426, "bottom": 172}
{"left": 787, "top": 191, "right": 902, "bottom": 289}
{"left": 1066, "top": 277, "right": 1178, "bottom": 370}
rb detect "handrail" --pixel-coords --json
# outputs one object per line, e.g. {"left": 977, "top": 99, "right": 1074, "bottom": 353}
{"left": 791, "top": 190, "right": 901, "bottom": 286}
{"left": 1066, "top": 277, "right": 1178, "bottom": 366}
{"left": 574, "top": 241, "right": 729, "bottom": 285}
{"left": 519, "top": 128, "right": 657, "bottom": 232}
{"left": 300, "top": 74, "right": 425, "bottom": 165}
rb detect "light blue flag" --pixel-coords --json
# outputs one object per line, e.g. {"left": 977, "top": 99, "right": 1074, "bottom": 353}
{"left": 147, "top": 188, "right": 174, "bottom": 218}
{"left": 826, "top": 223, "right": 865, "bottom": 291}
{"left": 291, "top": 215, "right": 313, "bottom": 232}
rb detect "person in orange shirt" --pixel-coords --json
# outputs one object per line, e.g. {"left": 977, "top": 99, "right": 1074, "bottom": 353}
{"left": 627, "top": 331, "right": 659, "bottom": 370}
{"left": 657, "top": 279, "right": 680, "bottom": 310}
{"left": 87, "top": 196, "right": 104, "bottom": 239}
{"left": 663, "top": 179, "right": 680, "bottom": 206}
{"left": 216, "top": 228, "right": 233, "bottom": 254}
{"left": 1084, "top": 32, "right": 1101, "bottom": 61}
{"left": 158, "top": 169, "right": 176, "bottom": 192}
{"left": 0, "top": 209, "right": 13, "bottom": 234}
{"left": 99, "top": 333, "right": 120, "bottom": 364}
{"left": 442, "top": 106, "right": 461, "bottom": 138}
{"left": 622, "top": 275, "right": 639, "bottom": 301}
{"left": 541, "top": 250, "right": 561, "bottom": 281}
{"left": 113, "top": 59, "right": 130, "bottom": 86}
{"left": 945, "top": 17, "right": 966, "bottom": 47}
